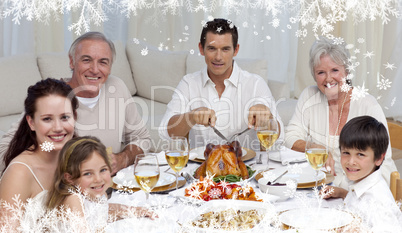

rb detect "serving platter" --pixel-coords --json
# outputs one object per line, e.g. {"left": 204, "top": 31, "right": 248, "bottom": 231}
{"left": 189, "top": 147, "right": 256, "bottom": 163}
{"left": 180, "top": 200, "right": 275, "bottom": 232}
{"left": 255, "top": 166, "right": 334, "bottom": 189}
{"left": 169, "top": 185, "right": 279, "bottom": 204}
{"left": 279, "top": 208, "right": 354, "bottom": 230}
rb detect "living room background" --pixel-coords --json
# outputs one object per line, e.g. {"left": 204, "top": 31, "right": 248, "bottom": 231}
{"left": 0, "top": 1, "right": 401, "bottom": 121}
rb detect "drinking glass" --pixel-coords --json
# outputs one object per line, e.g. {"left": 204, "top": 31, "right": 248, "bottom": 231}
{"left": 164, "top": 136, "right": 189, "bottom": 189}
{"left": 256, "top": 117, "right": 279, "bottom": 170}
{"left": 134, "top": 154, "right": 160, "bottom": 200}
{"left": 305, "top": 134, "right": 329, "bottom": 189}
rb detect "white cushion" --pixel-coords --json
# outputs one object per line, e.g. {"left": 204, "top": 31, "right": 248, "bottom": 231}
{"left": 132, "top": 96, "right": 167, "bottom": 152}
{"left": 277, "top": 98, "right": 298, "bottom": 126}
{"left": 267, "top": 80, "right": 290, "bottom": 100}
{"left": 111, "top": 41, "right": 137, "bottom": 95}
{"left": 37, "top": 52, "right": 71, "bottom": 80}
{"left": 0, "top": 54, "right": 42, "bottom": 116}
{"left": 185, "top": 54, "right": 268, "bottom": 81}
{"left": 37, "top": 41, "right": 136, "bottom": 95}
{"left": 126, "top": 40, "right": 187, "bottom": 104}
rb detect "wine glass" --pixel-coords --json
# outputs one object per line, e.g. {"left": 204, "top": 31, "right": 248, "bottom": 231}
{"left": 164, "top": 136, "right": 189, "bottom": 189}
{"left": 256, "top": 116, "right": 279, "bottom": 170}
{"left": 305, "top": 134, "right": 329, "bottom": 189}
{"left": 134, "top": 154, "right": 160, "bottom": 200}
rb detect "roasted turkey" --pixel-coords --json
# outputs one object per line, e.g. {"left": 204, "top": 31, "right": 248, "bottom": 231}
{"left": 194, "top": 141, "right": 249, "bottom": 179}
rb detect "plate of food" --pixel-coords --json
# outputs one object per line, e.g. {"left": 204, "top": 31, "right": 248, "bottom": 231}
{"left": 278, "top": 208, "right": 354, "bottom": 231}
{"left": 113, "top": 165, "right": 176, "bottom": 189}
{"left": 189, "top": 142, "right": 256, "bottom": 163}
{"left": 180, "top": 200, "right": 275, "bottom": 232}
{"left": 255, "top": 165, "right": 334, "bottom": 189}
{"left": 170, "top": 176, "right": 279, "bottom": 204}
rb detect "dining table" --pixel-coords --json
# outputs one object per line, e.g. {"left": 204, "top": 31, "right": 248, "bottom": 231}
{"left": 106, "top": 147, "right": 347, "bottom": 233}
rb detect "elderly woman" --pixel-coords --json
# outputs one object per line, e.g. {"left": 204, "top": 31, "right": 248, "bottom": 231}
{"left": 285, "top": 37, "right": 397, "bottom": 189}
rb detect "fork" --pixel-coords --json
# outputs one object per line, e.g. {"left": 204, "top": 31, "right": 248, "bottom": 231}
{"left": 228, "top": 128, "right": 251, "bottom": 142}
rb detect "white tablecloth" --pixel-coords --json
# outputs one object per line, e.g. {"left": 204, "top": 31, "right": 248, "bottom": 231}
{"left": 107, "top": 150, "right": 344, "bottom": 232}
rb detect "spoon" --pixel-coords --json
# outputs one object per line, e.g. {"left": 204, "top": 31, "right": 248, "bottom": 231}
{"left": 267, "top": 170, "right": 288, "bottom": 185}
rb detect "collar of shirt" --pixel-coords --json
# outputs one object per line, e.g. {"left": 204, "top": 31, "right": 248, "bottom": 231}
{"left": 348, "top": 169, "right": 382, "bottom": 199}
{"left": 201, "top": 61, "right": 240, "bottom": 88}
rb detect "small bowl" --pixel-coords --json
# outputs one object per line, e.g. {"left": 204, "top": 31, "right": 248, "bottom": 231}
{"left": 258, "top": 177, "right": 297, "bottom": 201}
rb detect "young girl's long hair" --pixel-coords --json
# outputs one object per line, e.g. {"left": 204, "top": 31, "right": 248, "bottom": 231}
{"left": 47, "top": 136, "right": 111, "bottom": 209}
{"left": 2, "top": 78, "right": 78, "bottom": 174}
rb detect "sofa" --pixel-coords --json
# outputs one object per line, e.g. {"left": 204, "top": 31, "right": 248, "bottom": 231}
{"left": 0, "top": 40, "right": 298, "bottom": 155}
{"left": 2, "top": 40, "right": 402, "bottom": 175}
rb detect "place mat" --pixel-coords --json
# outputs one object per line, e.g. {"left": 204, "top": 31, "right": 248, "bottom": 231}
{"left": 189, "top": 147, "right": 256, "bottom": 163}
{"left": 255, "top": 170, "right": 334, "bottom": 189}
{"left": 112, "top": 177, "right": 186, "bottom": 193}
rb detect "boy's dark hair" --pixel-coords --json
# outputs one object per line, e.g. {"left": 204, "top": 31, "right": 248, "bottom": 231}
{"left": 339, "top": 116, "right": 388, "bottom": 166}
{"left": 200, "top": 18, "right": 238, "bottom": 49}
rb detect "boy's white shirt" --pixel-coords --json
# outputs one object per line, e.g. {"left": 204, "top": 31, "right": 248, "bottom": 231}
{"left": 344, "top": 170, "right": 402, "bottom": 232}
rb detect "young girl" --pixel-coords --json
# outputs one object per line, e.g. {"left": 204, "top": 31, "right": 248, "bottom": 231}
{"left": 0, "top": 78, "right": 77, "bottom": 231}
{"left": 46, "top": 136, "right": 155, "bottom": 232}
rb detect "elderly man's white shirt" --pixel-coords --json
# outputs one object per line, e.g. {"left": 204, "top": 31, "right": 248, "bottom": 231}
{"left": 344, "top": 170, "right": 402, "bottom": 232}
{"left": 159, "top": 62, "right": 283, "bottom": 150}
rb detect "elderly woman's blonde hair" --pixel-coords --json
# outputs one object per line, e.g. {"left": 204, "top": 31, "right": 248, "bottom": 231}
{"left": 309, "top": 36, "right": 351, "bottom": 81}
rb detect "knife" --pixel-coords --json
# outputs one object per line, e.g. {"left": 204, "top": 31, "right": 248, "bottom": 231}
{"left": 210, "top": 125, "right": 228, "bottom": 142}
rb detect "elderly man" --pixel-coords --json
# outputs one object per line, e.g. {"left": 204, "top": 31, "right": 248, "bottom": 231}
{"left": 159, "top": 18, "right": 283, "bottom": 150}
{"left": 0, "top": 32, "right": 150, "bottom": 175}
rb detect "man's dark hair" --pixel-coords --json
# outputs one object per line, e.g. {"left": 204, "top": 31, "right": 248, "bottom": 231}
{"left": 200, "top": 18, "right": 238, "bottom": 49}
{"left": 339, "top": 115, "right": 388, "bottom": 166}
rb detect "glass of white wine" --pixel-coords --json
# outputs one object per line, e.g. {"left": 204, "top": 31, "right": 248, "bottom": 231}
{"left": 256, "top": 117, "right": 279, "bottom": 170}
{"left": 134, "top": 154, "right": 160, "bottom": 200}
{"left": 165, "top": 136, "right": 189, "bottom": 190}
{"left": 305, "top": 134, "right": 329, "bottom": 189}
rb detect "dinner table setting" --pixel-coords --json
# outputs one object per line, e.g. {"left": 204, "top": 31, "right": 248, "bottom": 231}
{"left": 105, "top": 135, "right": 363, "bottom": 233}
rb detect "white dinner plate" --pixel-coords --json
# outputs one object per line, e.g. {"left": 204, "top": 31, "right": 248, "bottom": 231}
{"left": 279, "top": 208, "right": 354, "bottom": 230}
{"left": 181, "top": 200, "right": 275, "bottom": 232}
{"left": 258, "top": 165, "right": 326, "bottom": 185}
{"left": 113, "top": 166, "right": 176, "bottom": 189}
{"left": 190, "top": 146, "right": 247, "bottom": 160}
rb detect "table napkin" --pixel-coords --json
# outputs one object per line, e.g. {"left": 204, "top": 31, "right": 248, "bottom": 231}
{"left": 270, "top": 147, "right": 306, "bottom": 165}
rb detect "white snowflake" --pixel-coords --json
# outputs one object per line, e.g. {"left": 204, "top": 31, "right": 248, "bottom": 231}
{"left": 384, "top": 62, "right": 397, "bottom": 70}
{"left": 141, "top": 47, "right": 148, "bottom": 56}
{"left": 377, "top": 76, "right": 392, "bottom": 90}
{"left": 351, "top": 83, "right": 369, "bottom": 101}
{"left": 242, "top": 21, "right": 248, "bottom": 28}
{"left": 354, "top": 48, "right": 361, "bottom": 54}
{"left": 271, "top": 18, "right": 280, "bottom": 28}
{"left": 358, "top": 38, "right": 365, "bottom": 43}
{"left": 216, "top": 26, "right": 222, "bottom": 32}
{"left": 132, "top": 38, "right": 139, "bottom": 44}
{"left": 341, "top": 79, "right": 352, "bottom": 93}
{"left": 40, "top": 141, "right": 55, "bottom": 152}
{"left": 333, "top": 37, "right": 344, "bottom": 45}
{"left": 391, "top": 97, "right": 396, "bottom": 106}
{"left": 363, "top": 51, "right": 375, "bottom": 58}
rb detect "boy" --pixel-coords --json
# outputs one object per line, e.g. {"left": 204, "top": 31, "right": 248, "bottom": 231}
{"left": 322, "top": 116, "right": 401, "bottom": 231}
